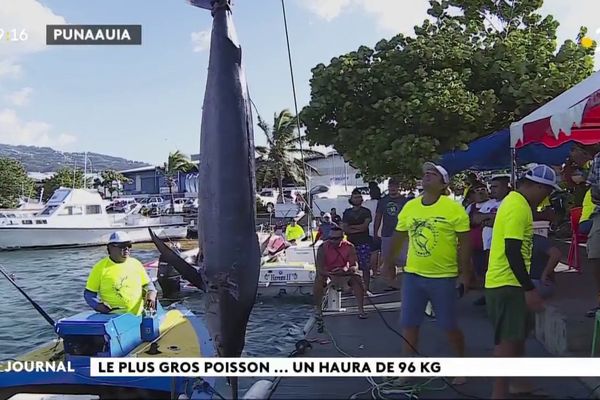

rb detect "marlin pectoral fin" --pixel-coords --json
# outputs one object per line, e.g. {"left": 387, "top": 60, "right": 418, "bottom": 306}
{"left": 148, "top": 228, "right": 206, "bottom": 291}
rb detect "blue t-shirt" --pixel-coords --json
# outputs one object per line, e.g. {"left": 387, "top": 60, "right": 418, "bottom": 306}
{"left": 376, "top": 195, "right": 408, "bottom": 237}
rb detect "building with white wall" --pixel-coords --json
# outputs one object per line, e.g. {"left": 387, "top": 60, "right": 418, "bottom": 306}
{"left": 304, "top": 151, "right": 366, "bottom": 190}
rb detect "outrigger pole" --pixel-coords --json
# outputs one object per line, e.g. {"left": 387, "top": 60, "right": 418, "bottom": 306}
{"left": 0, "top": 264, "right": 55, "bottom": 327}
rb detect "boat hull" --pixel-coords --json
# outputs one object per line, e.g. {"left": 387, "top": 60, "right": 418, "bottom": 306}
{"left": 0, "top": 305, "right": 219, "bottom": 400}
{"left": 146, "top": 259, "right": 316, "bottom": 299}
{"left": 0, "top": 224, "right": 188, "bottom": 250}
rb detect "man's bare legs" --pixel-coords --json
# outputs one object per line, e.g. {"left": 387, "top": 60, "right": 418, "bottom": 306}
{"left": 447, "top": 328, "right": 466, "bottom": 385}
{"left": 350, "top": 276, "right": 366, "bottom": 316}
{"left": 313, "top": 275, "right": 326, "bottom": 314}
{"left": 492, "top": 341, "right": 522, "bottom": 399}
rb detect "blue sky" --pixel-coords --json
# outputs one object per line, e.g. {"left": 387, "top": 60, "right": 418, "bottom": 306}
{"left": 0, "top": 0, "right": 598, "bottom": 166}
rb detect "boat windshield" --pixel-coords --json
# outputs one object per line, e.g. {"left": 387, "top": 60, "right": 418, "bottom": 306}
{"left": 39, "top": 205, "right": 59, "bottom": 216}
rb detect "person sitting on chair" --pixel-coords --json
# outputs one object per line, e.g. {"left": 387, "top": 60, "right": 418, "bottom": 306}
{"left": 265, "top": 224, "right": 290, "bottom": 257}
{"left": 313, "top": 224, "right": 367, "bottom": 319}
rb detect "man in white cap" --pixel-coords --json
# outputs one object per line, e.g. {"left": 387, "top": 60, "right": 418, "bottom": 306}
{"left": 84, "top": 231, "right": 157, "bottom": 315}
{"left": 314, "top": 212, "right": 335, "bottom": 242}
{"left": 384, "top": 162, "right": 471, "bottom": 382}
{"left": 485, "top": 164, "right": 559, "bottom": 399}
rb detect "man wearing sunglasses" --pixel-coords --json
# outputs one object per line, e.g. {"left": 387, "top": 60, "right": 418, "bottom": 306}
{"left": 84, "top": 231, "right": 157, "bottom": 315}
{"left": 313, "top": 224, "right": 367, "bottom": 319}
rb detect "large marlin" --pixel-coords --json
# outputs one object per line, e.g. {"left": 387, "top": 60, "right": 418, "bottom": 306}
{"left": 191, "top": 0, "right": 261, "bottom": 397}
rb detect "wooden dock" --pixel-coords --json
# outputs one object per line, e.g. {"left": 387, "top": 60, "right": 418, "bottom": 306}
{"left": 269, "top": 277, "right": 591, "bottom": 399}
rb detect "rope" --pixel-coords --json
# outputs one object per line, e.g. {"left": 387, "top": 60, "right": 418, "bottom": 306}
{"left": 364, "top": 296, "right": 482, "bottom": 399}
{"left": 280, "top": 0, "right": 317, "bottom": 266}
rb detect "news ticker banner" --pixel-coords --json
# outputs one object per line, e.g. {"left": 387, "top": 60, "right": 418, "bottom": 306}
{"left": 81, "top": 357, "right": 600, "bottom": 378}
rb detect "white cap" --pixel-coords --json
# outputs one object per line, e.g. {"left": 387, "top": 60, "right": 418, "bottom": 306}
{"left": 108, "top": 231, "right": 132, "bottom": 244}
{"left": 323, "top": 212, "right": 331, "bottom": 219}
{"left": 522, "top": 164, "right": 561, "bottom": 190}
{"left": 423, "top": 162, "right": 450, "bottom": 184}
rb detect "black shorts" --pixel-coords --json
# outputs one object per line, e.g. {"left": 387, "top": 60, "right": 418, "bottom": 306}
{"left": 370, "top": 236, "right": 381, "bottom": 251}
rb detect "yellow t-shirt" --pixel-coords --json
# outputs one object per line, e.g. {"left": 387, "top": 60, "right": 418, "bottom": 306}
{"left": 85, "top": 256, "right": 150, "bottom": 316}
{"left": 485, "top": 191, "right": 533, "bottom": 289}
{"left": 285, "top": 225, "right": 305, "bottom": 241}
{"left": 581, "top": 189, "right": 595, "bottom": 223}
{"left": 396, "top": 195, "right": 470, "bottom": 278}
{"left": 537, "top": 196, "right": 550, "bottom": 212}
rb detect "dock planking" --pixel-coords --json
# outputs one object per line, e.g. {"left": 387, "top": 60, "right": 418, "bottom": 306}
{"left": 270, "top": 278, "right": 591, "bottom": 399}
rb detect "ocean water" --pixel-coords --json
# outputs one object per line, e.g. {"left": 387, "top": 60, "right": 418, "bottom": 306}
{"left": 0, "top": 246, "right": 311, "bottom": 360}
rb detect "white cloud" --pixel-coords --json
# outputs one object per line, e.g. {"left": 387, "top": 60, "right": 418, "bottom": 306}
{"left": 540, "top": 0, "right": 600, "bottom": 65}
{"left": 0, "top": 0, "right": 66, "bottom": 81}
{"left": 0, "top": 108, "right": 76, "bottom": 149}
{"left": 298, "top": 0, "right": 428, "bottom": 34}
{"left": 191, "top": 30, "right": 211, "bottom": 52}
{"left": 5, "top": 87, "right": 33, "bottom": 107}
{"left": 301, "top": 0, "right": 600, "bottom": 65}
{"left": 300, "top": 0, "right": 352, "bottom": 21}
{"left": 0, "top": 0, "right": 66, "bottom": 58}
{"left": 0, "top": 60, "right": 22, "bottom": 79}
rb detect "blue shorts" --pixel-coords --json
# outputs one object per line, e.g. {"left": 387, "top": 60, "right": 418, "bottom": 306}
{"left": 580, "top": 220, "right": 593, "bottom": 235}
{"left": 355, "top": 243, "right": 372, "bottom": 272}
{"left": 400, "top": 272, "right": 458, "bottom": 330}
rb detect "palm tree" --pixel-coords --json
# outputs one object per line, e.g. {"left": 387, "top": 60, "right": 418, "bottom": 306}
{"left": 255, "top": 109, "right": 322, "bottom": 203}
{"left": 160, "top": 151, "right": 196, "bottom": 212}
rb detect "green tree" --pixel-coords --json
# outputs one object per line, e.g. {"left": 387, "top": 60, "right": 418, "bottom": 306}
{"left": 99, "top": 170, "right": 132, "bottom": 198}
{"left": 255, "top": 109, "right": 322, "bottom": 203}
{"left": 159, "top": 151, "right": 196, "bottom": 212}
{"left": 42, "top": 167, "right": 90, "bottom": 201}
{"left": 301, "top": 0, "right": 596, "bottom": 182}
{"left": 0, "top": 158, "right": 35, "bottom": 208}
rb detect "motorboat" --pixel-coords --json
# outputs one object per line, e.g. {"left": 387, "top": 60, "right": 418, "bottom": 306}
{"left": 0, "top": 187, "right": 189, "bottom": 250}
{"left": 0, "top": 302, "right": 222, "bottom": 400}
{"left": 145, "top": 237, "right": 318, "bottom": 299}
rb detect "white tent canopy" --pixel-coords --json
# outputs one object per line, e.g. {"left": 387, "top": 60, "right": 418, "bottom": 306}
{"left": 510, "top": 69, "right": 600, "bottom": 148}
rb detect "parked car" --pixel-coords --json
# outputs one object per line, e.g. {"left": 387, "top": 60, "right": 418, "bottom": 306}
{"left": 183, "top": 198, "right": 199, "bottom": 214}
{"left": 161, "top": 198, "right": 187, "bottom": 214}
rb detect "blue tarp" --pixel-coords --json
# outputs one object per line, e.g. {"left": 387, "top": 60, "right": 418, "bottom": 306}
{"left": 439, "top": 129, "right": 573, "bottom": 175}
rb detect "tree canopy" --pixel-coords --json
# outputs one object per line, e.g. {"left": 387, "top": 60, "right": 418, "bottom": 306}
{"left": 0, "top": 158, "right": 35, "bottom": 208}
{"left": 96, "top": 170, "right": 132, "bottom": 197}
{"left": 42, "top": 167, "right": 90, "bottom": 201}
{"left": 301, "top": 0, "right": 597, "bottom": 182}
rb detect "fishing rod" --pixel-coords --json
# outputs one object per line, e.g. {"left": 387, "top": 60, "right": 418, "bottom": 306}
{"left": 0, "top": 264, "right": 55, "bottom": 327}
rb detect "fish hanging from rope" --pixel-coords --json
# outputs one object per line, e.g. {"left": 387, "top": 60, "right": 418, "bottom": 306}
{"left": 155, "top": 0, "right": 261, "bottom": 398}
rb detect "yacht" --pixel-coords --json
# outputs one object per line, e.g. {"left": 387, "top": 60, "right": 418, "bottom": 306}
{"left": 0, "top": 187, "right": 188, "bottom": 250}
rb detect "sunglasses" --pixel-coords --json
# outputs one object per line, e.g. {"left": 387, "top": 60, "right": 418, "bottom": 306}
{"left": 111, "top": 243, "right": 132, "bottom": 250}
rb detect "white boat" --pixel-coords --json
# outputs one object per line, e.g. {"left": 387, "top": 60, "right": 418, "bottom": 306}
{"left": 0, "top": 187, "right": 189, "bottom": 250}
{"left": 145, "top": 238, "right": 318, "bottom": 298}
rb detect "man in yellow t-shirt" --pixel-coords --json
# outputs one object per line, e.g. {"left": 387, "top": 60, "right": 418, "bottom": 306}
{"left": 485, "top": 164, "right": 559, "bottom": 399}
{"left": 579, "top": 188, "right": 595, "bottom": 235}
{"left": 84, "top": 231, "right": 157, "bottom": 316}
{"left": 285, "top": 220, "right": 305, "bottom": 243}
{"left": 384, "top": 162, "right": 471, "bottom": 379}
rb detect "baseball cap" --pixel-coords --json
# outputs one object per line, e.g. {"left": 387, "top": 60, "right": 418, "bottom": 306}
{"left": 323, "top": 212, "right": 331, "bottom": 219}
{"left": 522, "top": 164, "right": 561, "bottom": 190}
{"left": 422, "top": 162, "right": 450, "bottom": 184}
{"left": 388, "top": 176, "right": 401, "bottom": 186}
{"left": 108, "top": 231, "right": 132, "bottom": 244}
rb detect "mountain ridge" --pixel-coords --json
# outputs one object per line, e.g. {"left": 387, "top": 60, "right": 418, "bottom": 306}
{"left": 0, "top": 144, "right": 150, "bottom": 173}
